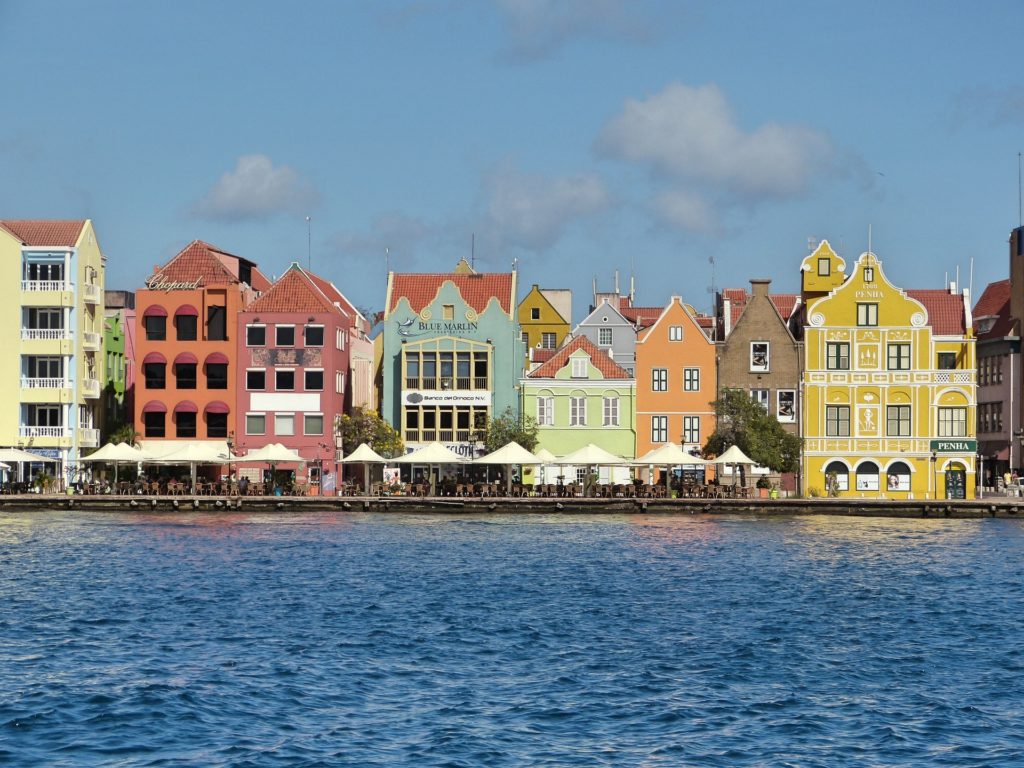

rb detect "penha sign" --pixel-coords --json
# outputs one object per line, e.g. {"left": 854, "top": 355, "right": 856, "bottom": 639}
{"left": 930, "top": 439, "right": 977, "bottom": 453}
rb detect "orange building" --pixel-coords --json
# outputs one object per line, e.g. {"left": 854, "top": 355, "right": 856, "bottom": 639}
{"left": 135, "top": 241, "right": 269, "bottom": 446}
{"left": 635, "top": 296, "right": 717, "bottom": 478}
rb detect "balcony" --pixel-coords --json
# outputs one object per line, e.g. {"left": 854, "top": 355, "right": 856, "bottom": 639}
{"left": 82, "top": 378, "right": 101, "bottom": 399}
{"left": 78, "top": 428, "right": 100, "bottom": 448}
{"left": 21, "top": 328, "right": 73, "bottom": 341}
{"left": 21, "top": 377, "right": 68, "bottom": 390}
{"left": 19, "top": 426, "right": 70, "bottom": 439}
{"left": 21, "top": 280, "right": 70, "bottom": 292}
{"left": 82, "top": 283, "right": 101, "bottom": 304}
{"left": 82, "top": 331, "right": 101, "bottom": 351}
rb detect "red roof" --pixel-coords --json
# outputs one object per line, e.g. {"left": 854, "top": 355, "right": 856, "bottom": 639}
{"left": 528, "top": 335, "right": 632, "bottom": 380}
{"left": 308, "top": 271, "right": 357, "bottom": 317}
{"left": 722, "top": 288, "right": 799, "bottom": 329}
{"left": 621, "top": 305, "right": 663, "bottom": 329}
{"left": 154, "top": 240, "right": 242, "bottom": 286}
{"left": 530, "top": 347, "right": 558, "bottom": 364}
{"left": 906, "top": 290, "right": 967, "bottom": 336}
{"left": 972, "top": 279, "right": 1013, "bottom": 340}
{"left": 0, "top": 220, "right": 85, "bottom": 247}
{"left": 389, "top": 272, "right": 514, "bottom": 315}
{"left": 248, "top": 265, "right": 342, "bottom": 315}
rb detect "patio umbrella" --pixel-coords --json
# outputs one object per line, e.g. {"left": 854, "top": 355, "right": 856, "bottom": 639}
{"left": 340, "top": 443, "right": 388, "bottom": 494}
{"left": 711, "top": 445, "right": 757, "bottom": 487}
{"left": 559, "top": 444, "right": 630, "bottom": 494}
{"left": 474, "top": 441, "right": 541, "bottom": 493}
{"left": 80, "top": 442, "right": 153, "bottom": 485}
{"left": 533, "top": 447, "right": 558, "bottom": 485}
{"left": 145, "top": 440, "right": 234, "bottom": 493}
{"left": 231, "top": 443, "right": 306, "bottom": 492}
{"left": 632, "top": 442, "right": 711, "bottom": 489}
{"left": 394, "top": 442, "right": 468, "bottom": 494}
{"left": 0, "top": 448, "right": 58, "bottom": 463}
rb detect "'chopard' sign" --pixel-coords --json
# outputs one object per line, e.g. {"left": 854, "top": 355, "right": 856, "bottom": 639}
{"left": 145, "top": 273, "right": 203, "bottom": 292}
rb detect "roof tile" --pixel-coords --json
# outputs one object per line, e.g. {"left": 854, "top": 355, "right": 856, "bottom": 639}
{"left": 0, "top": 220, "right": 85, "bottom": 247}
{"left": 247, "top": 265, "right": 342, "bottom": 315}
{"left": 390, "top": 272, "right": 514, "bottom": 315}
{"left": 528, "top": 335, "right": 632, "bottom": 380}
{"left": 906, "top": 289, "right": 967, "bottom": 336}
{"left": 972, "top": 279, "right": 1013, "bottom": 340}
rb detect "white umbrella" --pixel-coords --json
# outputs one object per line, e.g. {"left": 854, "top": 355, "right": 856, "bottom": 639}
{"left": 474, "top": 441, "right": 541, "bottom": 494}
{"left": 533, "top": 447, "right": 558, "bottom": 485}
{"left": 395, "top": 442, "right": 468, "bottom": 495}
{"left": 711, "top": 445, "right": 757, "bottom": 487}
{"left": 231, "top": 443, "right": 306, "bottom": 493}
{"left": 632, "top": 442, "right": 710, "bottom": 491}
{"left": 0, "top": 448, "right": 58, "bottom": 463}
{"left": 144, "top": 440, "right": 233, "bottom": 493}
{"left": 340, "top": 443, "right": 388, "bottom": 494}
{"left": 559, "top": 443, "right": 630, "bottom": 495}
{"left": 80, "top": 442, "right": 153, "bottom": 485}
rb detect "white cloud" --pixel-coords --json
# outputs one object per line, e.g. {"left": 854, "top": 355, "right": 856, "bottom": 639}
{"left": 485, "top": 167, "right": 611, "bottom": 249}
{"left": 596, "top": 82, "right": 836, "bottom": 201}
{"left": 192, "top": 154, "right": 318, "bottom": 221}
{"left": 495, "top": 0, "right": 656, "bottom": 61}
{"left": 331, "top": 211, "right": 435, "bottom": 257}
{"left": 652, "top": 189, "right": 719, "bottom": 234}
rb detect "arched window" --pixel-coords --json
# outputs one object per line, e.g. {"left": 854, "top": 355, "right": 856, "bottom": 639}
{"left": 856, "top": 461, "right": 880, "bottom": 491}
{"left": 825, "top": 460, "right": 849, "bottom": 492}
{"left": 886, "top": 461, "right": 911, "bottom": 492}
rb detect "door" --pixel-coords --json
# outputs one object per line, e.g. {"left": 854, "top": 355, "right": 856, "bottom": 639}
{"left": 945, "top": 469, "right": 966, "bottom": 499}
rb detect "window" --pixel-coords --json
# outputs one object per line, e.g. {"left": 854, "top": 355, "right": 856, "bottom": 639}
{"left": 246, "top": 325, "right": 266, "bottom": 346}
{"left": 817, "top": 257, "right": 830, "bottom": 276}
{"left": 304, "top": 369, "right": 324, "bottom": 391}
{"left": 938, "top": 407, "right": 967, "bottom": 437}
{"left": 886, "top": 405, "right": 911, "bottom": 436}
{"left": 207, "top": 412, "right": 228, "bottom": 438}
{"left": 750, "top": 342, "right": 769, "bottom": 372}
{"left": 336, "top": 372, "right": 345, "bottom": 394}
{"left": 442, "top": 304, "right": 454, "bottom": 321}
{"left": 683, "top": 368, "right": 700, "bottom": 391}
{"left": 276, "top": 369, "right": 295, "bottom": 391}
{"left": 603, "top": 396, "right": 619, "bottom": 426}
{"left": 537, "top": 396, "right": 554, "bottom": 426}
{"left": 651, "top": 416, "right": 668, "bottom": 443}
{"left": 825, "top": 460, "right": 848, "bottom": 491}
{"left": 826, "top": 342, "right": 850, "bottom": 370}
{"left": 863, "top": 266, "right": 874, "bottom": 282}
{"left": 175, "top": 315, "right": 197, "bottom": 341}
{"left": 669, "top": 326, "right": 683, "bottom": 342}
{"left": 751, "top": 389, "right": 769, "bottom": 411}
{"left": 857, "top": 303, "right": 878, "bottom": 327}
{"left": 176, "top": 412, "right": 197, "bottom": 438}
{"left": 886, "top": 461, "right": 911, "bottom": 492}
{"left": 276, "top": 325, "right": 295, "bottom": 346}
{"left": 541, "top": 332, "right": 557, "bottom": 349}
{"left": 275, "top": 413, "right": 295, "bottom": 436}
{"left": 683, "top": 416, "right": 699, "bottom": 444}
{"left": 570, "top": 396, "right": 587, "bottom": 426}
{"left": 777, "top": 390, "right": 796, "bottom": 422}
{"left": 599, "top": 327, "right": 613, "bottom": 346}
{"left": 531, "top": 307, "right": 540, "bottom": 320}
{"left": 887, "top": 343, "right": 911, "bottom": 370}
{"left": 144, "top": 315, "right": 166, "bottom": 341}
{"left": 174, "top": 363, "right": 196, "bottom": 389}
{"left": 856, "top": 461, "right": 880, "bottom": 491}
{"left": 571, "top": 358, "right": 588, "bottom": 378}
{"left": 246, "top": 414, "right": 266, "bottom": 435}
{"left": 652, "top": 368, "right": 668, "bottom": 391}
{"left": 206, "top": 363, "right": 228, "bottom": 390}
{"left": 304, "top": 325, "right": 324, "bottom": 347}
{"left": 304, "top": 414, "right": 324, "bottom": 435}
{"left": 25, "top": 356, "right": 62, "bottom": 379}
{"left": 144, "top": 411, "right": 165, "bottom": 438}
{"left": 144, "top": 363, "right": 166, "bottom": 389}
{"left": 826, "top": 405, "right": 850, "bottom": 436}
{"left": 521, "top": 331, "right": 529, "bottom": 345}
{"left": 207, "top": 305, "right": 227, "bottom": 341}
{"left": 246, "top": 370, "right": 266, "bottom": 390}
{"left": 937, "top": 352, "right": 957, "bottom": 370}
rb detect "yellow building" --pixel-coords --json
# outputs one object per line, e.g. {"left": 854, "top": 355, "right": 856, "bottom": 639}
{"left": 518, "top": 284, "right": 571, "bottom": 368}
{"left": 800, "top": 242, "right": 977, "bottom": 499}
{"left": 0, "top": 220, "right": 106, "bottom": 488}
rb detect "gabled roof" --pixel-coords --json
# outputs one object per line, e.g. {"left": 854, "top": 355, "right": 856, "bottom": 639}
{"left": 637, "top": 297, "right": 716, "bottom": 344}
{"left": 621, "top": 305, "right": 663, "bottom": 329}
{"left": 0, "top": 219, "right": 86, "bottom": 247}
{"left": 576, "top": 298, "right": 632, "bottom": 329}
{"left": 528, "top": 335, "right": 632, "bottom": 380}
{"left": 905, "top": 289, "right": 967, "bottom": 336}
{"left": 722, "top": 287, "right": 799, "bottom": 329}
{"left": 307, "top": 271, "right": 357, "bottom": 319}
{"left": 389, "top": 272, "right": 514, "bottom": 315}
{"left": 972, "top": 279, "right": 1013, "bottom": 340}
{"left": 247, "top": 264, "right": 341, "bottom": 315}
{"left": 153, "top": 240, "right": 243, "bottom": 286}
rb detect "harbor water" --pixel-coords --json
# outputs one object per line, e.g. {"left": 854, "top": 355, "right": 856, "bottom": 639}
{"left": 2, "top": 511, "right": 1023, "bottom": 766}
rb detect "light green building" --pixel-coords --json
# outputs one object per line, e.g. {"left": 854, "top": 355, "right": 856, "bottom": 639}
{"left": 522, "top": 335, "right": 635, "bottom": 485}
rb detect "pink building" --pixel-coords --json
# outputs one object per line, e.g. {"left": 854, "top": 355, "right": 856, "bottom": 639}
{"left": 235, "top": 263, "right": 363, "bottom": 494}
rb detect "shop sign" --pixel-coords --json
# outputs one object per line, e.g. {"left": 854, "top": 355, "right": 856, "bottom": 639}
{"left": 405, "top": 442, "right": 483, "bottom": 459}
{"left": 145, "top": 273, "right": 203, "bottom": 292}
{"left": 396, "top": 315, "right": 480, "bottom": 338}
{"left": 403, "top": 390, "right": 492, "bottom": 407}
{"left": 930, "top": 439, "right": 977, "bottom": 453}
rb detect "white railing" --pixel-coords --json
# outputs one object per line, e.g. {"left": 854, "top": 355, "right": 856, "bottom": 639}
{"left": 79, "top": 428, "right": 100, "bottom": 447}
{"left": 935, "top": 371, "right": 975, "bottom": 384}
{"left": 82, "top": 331, "right": 101, "bottom": 349}
{"left": 82, "top": 378, "right": 100, "bottom": 398}
{"left": 20, "top": 377, "right": 67, "bottom": 389}
{"left": 21, "top": 280, "right": 69, "bottom": 292}
{"left": 19, "top": 426, "right": 70, "bottom": 439}
{"left": 82, "top": 283, "right": 101, "bottom": 303}
{"left": 21, "top": 328, "right": 72, "bottom": 341}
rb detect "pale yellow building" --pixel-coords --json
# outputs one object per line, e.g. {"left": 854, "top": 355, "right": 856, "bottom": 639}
{"left": 0, "top": 220, "right": 106, "bottom": 487}
{"left": 800, "top": 242, "right": 977, "bottom": 499}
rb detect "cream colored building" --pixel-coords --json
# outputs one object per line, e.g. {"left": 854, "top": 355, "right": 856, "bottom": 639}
{"left": 0, "top": 220, "right": 106, "bottom": 487}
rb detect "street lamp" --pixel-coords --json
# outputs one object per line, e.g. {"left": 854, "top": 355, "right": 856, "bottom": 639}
{"left": 930, "top": 451, "right": 938, "bottom": 500}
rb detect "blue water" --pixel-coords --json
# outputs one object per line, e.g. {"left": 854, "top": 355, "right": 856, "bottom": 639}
{"left": 2, "top": 512, "right": 1023, "bottom": 767}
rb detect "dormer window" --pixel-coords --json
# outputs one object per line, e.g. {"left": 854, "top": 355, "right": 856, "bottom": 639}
{"left": 817, "top": 257, "right": 830, "bottom": 276}
{"left": 571, "top": 358, "right": 588, "bottom": 378}
{"left": 864, "top": 266, "right": 874, "bottom": 283}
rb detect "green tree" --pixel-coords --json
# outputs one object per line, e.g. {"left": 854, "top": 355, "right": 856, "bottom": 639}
{"left": 481, "top": 407, "right": 539, "bottom": 453}
{"left": 704, "top": 388, "right": 801, "bottom": 473}
{"left": 109, "top": 423, "right": 138, "bottom": 446}
{"left": 335, "top": 406, "right": 404, "bottom": 458}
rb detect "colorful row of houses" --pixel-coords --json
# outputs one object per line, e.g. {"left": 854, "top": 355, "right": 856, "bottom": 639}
{"left": 4, "top": 216, "right": 1017, "bottom": 500}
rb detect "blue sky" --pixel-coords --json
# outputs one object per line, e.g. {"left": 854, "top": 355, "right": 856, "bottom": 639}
{"left": 1, "top": 0, "right": 1021, "bottom": 321}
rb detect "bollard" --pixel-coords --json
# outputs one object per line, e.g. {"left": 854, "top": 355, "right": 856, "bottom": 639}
{"left": 150, "top": 498, "right": 157, "bottom": 509}
{"left": 342, "top": 502, "right": 351, "bottom": 510}
{"left": 192, "top": 499, "right": 200, "bottom": 509}
{"left": 129, "top": 499, "right": 138, "bottom": 508}
{"left": 276, "top": 502, "right": 285, "bottom": 510}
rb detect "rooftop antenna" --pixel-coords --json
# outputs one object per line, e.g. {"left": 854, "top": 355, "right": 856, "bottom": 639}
{"left": 471, "top": 233, "right": 475, "bottom": 270}
{"left": 707, "top": 255, "right": 717, "bottom": 315}
{"left": 1018, "top": 152, "right": 1022, "bottom": 227}
{"left": 629, "top": 252, "right": 635, "bottom": 302}
{"left": 867, "top": 223, "right": 872, "bottom": 254}
{"left": 305, "top": 216, "right": 312, "bottom": 270}
{"left": 384, "top": 247, "right": 390, "bottom": 285}
{"left": 969, "top": 256, "right": 974, "bottom": 299}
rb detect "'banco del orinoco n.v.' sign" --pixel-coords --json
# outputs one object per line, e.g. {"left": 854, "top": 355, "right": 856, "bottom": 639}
{"left": 930, "top": 439, "right": 977, "bottom": 453}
